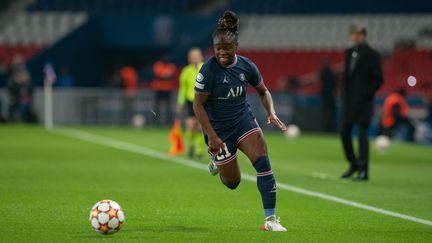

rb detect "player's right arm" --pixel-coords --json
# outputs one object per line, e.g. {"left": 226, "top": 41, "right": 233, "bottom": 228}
{"left": 193, "top": 93, "right": 224, "bottom": 154}
{"left": 193, "top": 60, "right": 225, "bottom": 154}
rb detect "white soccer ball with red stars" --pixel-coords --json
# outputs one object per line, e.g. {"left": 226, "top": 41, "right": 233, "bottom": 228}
{"left": 89, "top": 200, "right": 125, "bottom": 234}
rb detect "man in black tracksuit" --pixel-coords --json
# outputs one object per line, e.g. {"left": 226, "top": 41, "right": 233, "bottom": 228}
{"left": 340, "top": 25, "right": 384, "bottom": 181}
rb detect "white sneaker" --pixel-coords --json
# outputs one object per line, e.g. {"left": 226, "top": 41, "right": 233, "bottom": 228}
{"left": 208, "top": 161, "right": 219, "bottom": 176}
{"left": 261, "top": 215, "right": 287, "bottom": 232}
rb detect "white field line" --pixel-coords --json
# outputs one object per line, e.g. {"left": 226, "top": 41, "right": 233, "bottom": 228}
{"left": 55, "top": 128, "right": 432, "bottom": 227}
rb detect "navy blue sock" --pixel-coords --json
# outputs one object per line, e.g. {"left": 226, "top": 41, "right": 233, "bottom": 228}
{"left": 253, "top": 156, "right": 276, "bottom": 217}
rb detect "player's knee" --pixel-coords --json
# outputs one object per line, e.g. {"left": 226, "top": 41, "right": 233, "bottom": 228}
{"left": 223, "top": 180, "right": 240, "bottom": 190}
{"left": 251, "top": 149, "right": 267, "bottom": 163}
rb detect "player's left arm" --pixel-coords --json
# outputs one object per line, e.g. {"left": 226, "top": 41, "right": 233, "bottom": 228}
{"left": 255, "top": 83, "right": 287, "bottom": 131}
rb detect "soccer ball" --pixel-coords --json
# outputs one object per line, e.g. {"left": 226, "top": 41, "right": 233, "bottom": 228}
{"left": 375, "top": 135, "right": 390, "bottom": 153}
{"left": 132, "top": 114, "right": 146, "bottom": 128}
{"left": 285, "top": 124, "right": 301, "bottom": 139}
{"left": 89, "top": 200, "right": 125, "bottom": 234}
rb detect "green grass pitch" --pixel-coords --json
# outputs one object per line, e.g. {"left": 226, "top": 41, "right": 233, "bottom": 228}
{"left": 0, "top": 125, "right": 431, "bottom": 242}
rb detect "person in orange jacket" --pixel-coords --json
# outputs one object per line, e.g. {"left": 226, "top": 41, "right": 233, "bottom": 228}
{"left": 151, "top": 60, "right": 177, "bottom": 125}
{"left": 381, "top": 89, "right": 415, "bottom": 141}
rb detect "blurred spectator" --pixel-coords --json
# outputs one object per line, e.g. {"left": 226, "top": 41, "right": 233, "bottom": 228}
{"left": 120, "top": 66, "right": 138, "bottom": 97}
{"left": 7, "top": 69, "right": 35, "bottom": 122}
{"left": 381, "top": 89, "right": 415, "bottom": 141}
{"left": 320, "top": 58, "right": 337, "bottom": 133}
{"left": 57, "top": 67, "right": 76, "bottom": 87}
{"left": 0, "top": 97, "right": 6, "bottom": 123}
{"left": 340, "top": 25, "right": 383, "bottom": 181}
{"left": 0, "top": 63, "right": 8, "bottom": 86}
{"left": 120, "top": 66, "right": 139, "bottom": 122}
{"left": 151, "top": 60, "right": 176, "bottom": 125}
{"left": 7, "top": 54, "right": 36, "bottom": 122}
{"left": 422, "top": 96, "right": 432, "bottom": 143}
{"left": 425, "top": 96, "right": 432, "bottom": 124}
{"left": 426, "top": 96, "right": 432, "bottom": 126}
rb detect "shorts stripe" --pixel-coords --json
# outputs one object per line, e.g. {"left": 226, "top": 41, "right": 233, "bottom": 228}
{"left": 236, "top": 127, "right": 261, "bottom": 145}
{"left": 257, "top": 170, "right": 273, "bottom": 177}
{"left": 213, "top": 154, "right": 237, "bottom": 166}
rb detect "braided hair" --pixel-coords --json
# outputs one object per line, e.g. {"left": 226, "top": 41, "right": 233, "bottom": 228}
{"left": 213, "top": 10, "right": 239, "bottom": 44}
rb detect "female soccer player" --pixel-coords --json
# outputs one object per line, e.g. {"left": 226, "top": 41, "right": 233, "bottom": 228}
{"left": 193, "top": 10, "right": 287, "bottom": 231}
{"left": 176, "top": 48, "right": 205, "bottom": 159}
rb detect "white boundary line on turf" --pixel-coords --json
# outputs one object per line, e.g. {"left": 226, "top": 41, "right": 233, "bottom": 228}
{"left": 55, "top": 128, "right": 432, "bottom": 227}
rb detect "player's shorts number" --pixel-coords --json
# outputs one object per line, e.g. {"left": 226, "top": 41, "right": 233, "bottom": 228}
{"left": 216, "top": 144, "right": 231, "bottom": 160}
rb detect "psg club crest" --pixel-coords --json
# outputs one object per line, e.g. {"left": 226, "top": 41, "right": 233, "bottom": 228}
{"left": 196, "top": 73, "right": 204, "bottom": 82}
{"left": 239, "top": 73, "right": 246, "bottom": 81}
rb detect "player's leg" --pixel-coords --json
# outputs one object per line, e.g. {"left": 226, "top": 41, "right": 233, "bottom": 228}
{"left": 185, "top": 117, "right": 196, "bottom": 158}
{"left": 238, "top": 129, "right": 286, "bottom": 231}
{"left": 340, "top": 121, "right": 358, "bottom": 178}
{"left": 191, "top": 118, "right": 205, "bottom": 159}
{"left": 216, "top": 156, "right": 241, "bottom": 190}
{"left": 185, "top": 101, "right": 196, "bottom": 158}
{"left": 185, "top": 101, "right": 204, "bottom": 159}
{"left": 356, "top": 123, "right": 369, "bottom": 180}
{"left": 205, "top": 136, "right": 240, "bottom": 189}
{"left": 237, "top": 131, "right": 274, "bottom": 213}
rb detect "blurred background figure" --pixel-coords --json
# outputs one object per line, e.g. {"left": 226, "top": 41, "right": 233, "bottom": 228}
{"left": 56, "top": 66, "right": 76, "bottom": 88}
{"left": 176, "top": 48, "right": 204, "bottom": 159}
{"left": 320, "top": 58, "right": 337, "bottom": 133}
{"left": 120, "top": 66, "right": 138, "bottom": 122}
{"left": 381, "top": 89, "right": 415, "bottom": 141}
{"left": 340, "top": 25, "right": 383, "bottom": 181}
{"left": 151, "top": 60, "right": 176, "bottom": 125}
{"left": 426, "top": 96, "right": 432, "bottom": 127}
{"left": 421, "top": 96, "right": 432, "bottom": 144}
{"left": 7, "top": 54, "right": 36, "bottom": 123}
{"left": 120, "top": 66, "right": 138, "bottom": 97}
{"left": 0, "top": 97, "right": 5, "bottom": 122}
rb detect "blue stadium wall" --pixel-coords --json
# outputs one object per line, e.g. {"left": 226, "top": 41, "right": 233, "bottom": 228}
{"left": 27, "top": 14, "right": 217, "bottom": 87}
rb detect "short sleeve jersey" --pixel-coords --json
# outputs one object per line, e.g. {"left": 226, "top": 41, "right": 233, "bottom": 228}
{"left": 177, "top": 62, "right": 203, "bottom": 105}
{"left": 194, "top": 55, "right": 263, "bottom": 134}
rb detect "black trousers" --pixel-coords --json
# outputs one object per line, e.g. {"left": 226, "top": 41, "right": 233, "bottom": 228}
{"left": 340, "top": 121, "right": 369, "bottom": 173}
{"left": 154, "top": 91, "right": 172, "bottom": 125}
{"left": 321, "top": 97, "right": 336, "bottom": 133}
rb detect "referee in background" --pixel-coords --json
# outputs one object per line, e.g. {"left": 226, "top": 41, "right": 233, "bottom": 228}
{"left": 176, "top": 48, "right": 205, "bottom": 159}
{"left": 340, "top": 25, "right": 384, "bottom": 181}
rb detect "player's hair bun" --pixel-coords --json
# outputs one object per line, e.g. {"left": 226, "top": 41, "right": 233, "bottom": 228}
{"left": 217, "top": 10, "right": 239, "bottom": 32}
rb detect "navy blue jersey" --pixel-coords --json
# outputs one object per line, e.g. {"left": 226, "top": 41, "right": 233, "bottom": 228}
{"left": 194, "top": 55, "right": 263, "bottom": 138}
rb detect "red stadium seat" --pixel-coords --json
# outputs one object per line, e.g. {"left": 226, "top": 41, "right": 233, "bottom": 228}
{"left": 0, "top": 44, "right": 44, "bottom": 65}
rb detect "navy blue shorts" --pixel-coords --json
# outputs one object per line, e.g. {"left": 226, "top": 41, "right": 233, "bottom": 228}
{"left": 204, "top": 115, "right": 261, "bottom": 166}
